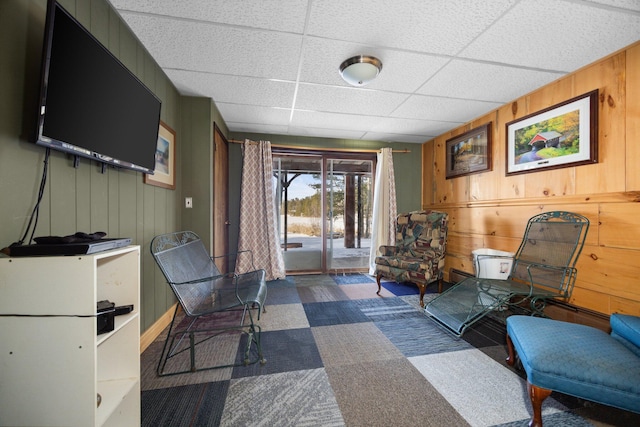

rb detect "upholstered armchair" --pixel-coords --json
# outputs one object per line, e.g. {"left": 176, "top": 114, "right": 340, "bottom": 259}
{"left": 374, "top": 210, "right": 448, "bottom": 307}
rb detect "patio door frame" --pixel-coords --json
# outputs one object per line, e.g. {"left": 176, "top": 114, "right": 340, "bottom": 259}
{"left": 272, "top": 147, "right": 376, "bottom": 274}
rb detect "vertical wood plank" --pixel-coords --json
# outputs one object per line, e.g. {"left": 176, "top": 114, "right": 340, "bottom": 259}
{"left": 575, "top": 53, "right": 626, "bottom": 194}
{"left": 626, "top": 44, "right": 640, "bottom": 190}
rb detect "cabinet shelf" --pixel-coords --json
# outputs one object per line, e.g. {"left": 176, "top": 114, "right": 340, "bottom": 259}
{"left": 96, "top": 377, "right": 139, "bottom": 426}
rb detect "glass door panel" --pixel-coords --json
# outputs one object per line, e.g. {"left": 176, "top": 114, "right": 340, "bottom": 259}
{"left": 273, "top": 152, "right": 374, "bottom": 274}
{"left": 273, "top": 155, "right": 323, "bottom": 272}
{"left": 325, "top": 158, "right": 373, "bottom": 272}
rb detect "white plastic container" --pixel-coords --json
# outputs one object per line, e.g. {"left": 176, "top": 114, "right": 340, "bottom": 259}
{"left": 472, "top": 248, "right": 515, "bottom": 279}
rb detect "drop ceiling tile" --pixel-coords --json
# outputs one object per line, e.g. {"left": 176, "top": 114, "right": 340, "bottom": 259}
{"left": 227, "top": 122, "right": 290, "bottom": 135}
{"left": 392, "top": 95, "right": 502, "bottom": 123}
{"left": 290, "top": 110, "right": 383, "bottom": 132}
{"left": 306, "top": 0, "right": 517, "bottom": 54}
{"left": 118, "top": 12, "right": 302, "bottom": 79}
{"left": 109, "top": 0, "right": 308, "bottom": 33}
{"left": 216, "top": 103, "right": 291, "bottom": 126}
{"left": 371, "top": 117, "right": 462, "bottom": 137}
{"left": 362, "top": 132, "right": 430, "bottom": 144}
{"left": 460, "top": 0, "right": 640, "bottom": 72}
{"left": 165, "top": 70, "right": 295, "bottom": 108}
{"left": 418, "top": 60, "right": 565, "bottom": 103}
{"left": 584, "top": 0, "right": 640, "bottom": 12}
{"left": 295, "top": 84, "right": 409, "bottom": 116}
{"left": 299, "top": 37, "right": 449, "bottom": 93}
{"left": 286, "top": 126, "right": 368, "bottom": 140}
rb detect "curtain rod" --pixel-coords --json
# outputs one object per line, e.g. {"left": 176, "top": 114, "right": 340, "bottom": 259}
{"left": 228, "top": 139, "right": 410, "bottom": 153}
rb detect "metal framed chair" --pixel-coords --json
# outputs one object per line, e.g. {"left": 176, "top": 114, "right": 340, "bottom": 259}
{"left": 150, "top": 231, "right": 267, "bottom": 376}
{"left": 425, "top": 211, "right": 589, "bottom": 336}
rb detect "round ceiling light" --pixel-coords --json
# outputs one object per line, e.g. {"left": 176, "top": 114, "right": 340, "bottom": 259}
{"left": 339, "top": 55, "right": 383, "bottom": 86}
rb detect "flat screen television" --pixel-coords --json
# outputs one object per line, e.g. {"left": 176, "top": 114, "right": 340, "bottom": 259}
{"left": 35, "top": 0, "right": 162, "bottom": 174}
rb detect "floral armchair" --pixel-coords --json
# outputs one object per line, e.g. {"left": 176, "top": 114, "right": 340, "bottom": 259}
{"left": 374, "top": 210, "right": 448, "bottom": 307}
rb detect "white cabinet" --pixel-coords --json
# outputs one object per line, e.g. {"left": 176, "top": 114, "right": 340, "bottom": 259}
{"left": 0, "top": 246, "right": 140, "bottom": 426}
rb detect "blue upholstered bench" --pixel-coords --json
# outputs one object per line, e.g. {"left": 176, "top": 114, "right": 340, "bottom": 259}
{"left": 506, "top": 314, "right": 640, "bottom": 427}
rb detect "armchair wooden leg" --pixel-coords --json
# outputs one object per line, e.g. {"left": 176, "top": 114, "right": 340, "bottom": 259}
{"left": 418, "top": 283, "right": 426, "bottom": 307}
{"left": 528, "top": 382, "right": 552, "bottom": 427}
{"left": 506, "top": 333, "right": 516, "bottom": 366}
{"left": 376, "top": 273, "right": 383, "bottom": 296}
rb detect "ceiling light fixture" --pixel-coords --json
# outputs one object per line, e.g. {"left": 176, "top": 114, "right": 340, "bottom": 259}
{"left": 339, "top": 55, "right": 382, "bottom": 86}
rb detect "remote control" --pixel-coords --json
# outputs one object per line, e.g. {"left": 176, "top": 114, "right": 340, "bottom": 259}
{"left": 113, "top": 305, "right": 134, "bottom": 316}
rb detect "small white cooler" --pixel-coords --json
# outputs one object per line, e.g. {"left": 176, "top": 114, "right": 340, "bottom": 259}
{"left": 472, "top": 248, "right": 515, "bottom": 279}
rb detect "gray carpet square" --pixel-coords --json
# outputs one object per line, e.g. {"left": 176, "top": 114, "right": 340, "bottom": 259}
{"left": 325, "top": 358, "right": 469, "bottom": 427}
{"left": 141, "top": 336, "right": 236, "bottom": 391}
{"left": 375, "top": 317, "right": 473, "bottom": 357}
{"left": 303, "top": 300, "right": 370, "bottom": 326}
{"left": 267, "top": 277, "right": 296, "bottom": 288}
{"left": 494, "top": 411, "right": 592, "bottom": 427}
{"left": 410, "top": 348, "right": 569, "bottom": 426}
{"left": 222, "top": 369, "right": 344, "bottom": 426}
{"left": 265, "top": 285, "right": 302, "bottom": 305}
{"left": 231, "top": 328, "right": 323, "bottom": 379}
{"left": 353, "top": 296, "right": 424, "bottom": 321}
{"left": 141, "top": 381, "right": 228, "bottom": 427}
{"left": 256, "top": 303, "right": 309, "bottom": 331}
{"left": 290, "top": 274, "right": 337, "bottom": 287}
{"left": 297, "top": 284, "right": 350, "bottom": 303}
{"left": 330, "top": 273, "right": 375, "bottom": 284}
{"left": 312, "top": 323, "right": 403, "bottom": 367}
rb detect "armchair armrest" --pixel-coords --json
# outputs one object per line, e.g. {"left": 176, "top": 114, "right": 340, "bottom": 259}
{"left": 379, "top": 245, "right": 401, "bottom": 256}
{"left": 169, "top": 271, "right": 235, "bottom": 286}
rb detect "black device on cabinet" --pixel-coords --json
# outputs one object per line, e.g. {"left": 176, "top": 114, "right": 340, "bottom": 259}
{"left": 34, "top": 0, "right": 161, "bottom": 174}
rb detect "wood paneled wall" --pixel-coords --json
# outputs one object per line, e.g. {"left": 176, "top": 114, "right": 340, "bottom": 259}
{"left": 422, "top": 41, "right": 640, "bottom": 317}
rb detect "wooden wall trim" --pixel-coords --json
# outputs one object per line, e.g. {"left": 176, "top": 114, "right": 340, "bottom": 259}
{"left": 424, "top": 191, "right": 640, "bottom": 210}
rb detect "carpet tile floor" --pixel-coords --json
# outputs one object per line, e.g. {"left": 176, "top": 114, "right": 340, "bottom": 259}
{"left": 141, "top": 274, "right": 640, "bottom": 427}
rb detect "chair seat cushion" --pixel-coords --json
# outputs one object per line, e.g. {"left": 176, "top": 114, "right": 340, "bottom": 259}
{"left": 507, "top": 315, "right": 640, "bottom": 414}
{"left": 375, "top": 255, "right": 430, "bottom": 271}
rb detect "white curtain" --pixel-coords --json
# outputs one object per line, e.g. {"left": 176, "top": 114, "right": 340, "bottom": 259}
{"left": 368, "top": 147, "right": 397, "bottom": 275}
{"left": 237, "top": 140, "right": 286, "bottom": 280}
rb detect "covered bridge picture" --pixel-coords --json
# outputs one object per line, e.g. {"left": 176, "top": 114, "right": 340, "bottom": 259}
{"left": 506, "top": 89, "right": 598, "bottom": 175}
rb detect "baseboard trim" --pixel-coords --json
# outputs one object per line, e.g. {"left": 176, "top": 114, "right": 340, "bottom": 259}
{"left": 140, "top": 303, "right": 177, "bottom": 354}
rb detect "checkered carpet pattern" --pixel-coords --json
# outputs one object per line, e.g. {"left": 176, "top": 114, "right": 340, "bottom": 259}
{"left": 141, "top": 274, "right": 640, "bottom": 427}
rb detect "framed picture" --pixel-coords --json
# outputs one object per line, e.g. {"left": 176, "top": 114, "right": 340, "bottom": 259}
{"left": 506, "top": 89, "right": 598, "bottom": 176}
{"left": 445, "top": 122, "right": 492, "bottom": 179}
{"left": 144, "top": 121, "right": 176, "bottom": 189}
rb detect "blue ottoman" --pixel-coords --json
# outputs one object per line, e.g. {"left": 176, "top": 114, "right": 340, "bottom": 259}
{"left": 506, "top": 314, "right": 640, "bottom": 427}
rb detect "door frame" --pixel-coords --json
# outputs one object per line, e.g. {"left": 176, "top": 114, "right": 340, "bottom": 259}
{"left": 272, "top": 148, "right": 376, "bottom": 274}
{"left": 213, "top": 123, "right": 229, "bottom": 271}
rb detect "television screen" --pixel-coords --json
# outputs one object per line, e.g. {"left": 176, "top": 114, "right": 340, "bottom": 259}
{"left": 35, "top": 0, "right": 162, "bottom": 174}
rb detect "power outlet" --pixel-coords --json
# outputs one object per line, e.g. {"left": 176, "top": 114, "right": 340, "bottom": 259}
{"left": 185, "top": 197, "right": 193, "bottom": 208}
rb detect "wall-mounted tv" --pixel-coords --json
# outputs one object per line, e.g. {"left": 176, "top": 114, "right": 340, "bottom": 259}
{"left": 35, "top": 0, "right": 162, "bottom": 174}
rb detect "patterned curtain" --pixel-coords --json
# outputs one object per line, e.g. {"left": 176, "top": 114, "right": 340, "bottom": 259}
{"left": 237, "top": 140, "right": 286, "bottom": 280}
{"left": 368, "top": 147, "right": 397, "bottom": 275}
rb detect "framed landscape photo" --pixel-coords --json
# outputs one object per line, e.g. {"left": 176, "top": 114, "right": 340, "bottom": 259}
{"left": 144, "top": 121, "right": 176, "bottom": 189}
{"left": 506, "top": 89, "right": 598, "bottom": 176}
{"left": 445, "top": 122, "right": 492, "bottom": 179}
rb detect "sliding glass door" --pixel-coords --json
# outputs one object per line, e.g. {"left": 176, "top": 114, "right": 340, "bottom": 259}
{"left": 273, "top": 151, "right": 374, "bottom": 273}
{"left": 325, "top": 158, "right": 373, "bottom": 272}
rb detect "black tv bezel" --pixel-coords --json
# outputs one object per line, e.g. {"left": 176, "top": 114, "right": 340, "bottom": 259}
{"left": 35, "top": 0, "right": 162, "bottom": 174}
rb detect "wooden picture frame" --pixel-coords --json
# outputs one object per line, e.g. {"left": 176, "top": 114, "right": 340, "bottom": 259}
{"left": 445, "top": 122, "right": 492, "bottom": 179}
{"left": 144, "top": 120, "right": 176, "bottom": 189}
{"left": 506, "top": 89, "right": 598, "bottom": 176}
